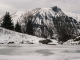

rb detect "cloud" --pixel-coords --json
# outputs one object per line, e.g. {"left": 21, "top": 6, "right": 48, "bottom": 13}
{"left": 0, "top": 0, "right": 80, "bottom": 15}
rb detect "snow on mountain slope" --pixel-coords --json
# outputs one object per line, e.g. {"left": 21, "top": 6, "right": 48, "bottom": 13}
{"left": 11, "top": 11, "right": 26, "bottom": 25}
{"left": 0, "top": 11, "right": 27, "bottom": 26}
{"left": 63, "top": 11, "right": 80, "bottom": 22}
{"left": 25, "top": 6, "right": 65, "bottom": 38}
{"left": 0, "top": 27, "right": 45, "bottom": 44}
{"left": 22, "top": 6, "right": 79, "bottom": 39}
{"left": 32, "top": 6, "right": 65, "bottom": 19}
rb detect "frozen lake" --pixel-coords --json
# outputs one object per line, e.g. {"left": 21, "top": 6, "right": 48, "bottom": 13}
{"left": 0, "top": 44, "right": 80, "bottom": 60}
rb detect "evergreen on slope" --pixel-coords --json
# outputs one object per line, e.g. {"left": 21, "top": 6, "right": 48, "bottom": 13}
{"left": 1, "top": 12, "right": 14, "bottom": 30}
{"left": 26, "top": 19, "right": 33, "bottom": 35}
{"left": 15, "top": 21, "right": 22, "bottom": 32}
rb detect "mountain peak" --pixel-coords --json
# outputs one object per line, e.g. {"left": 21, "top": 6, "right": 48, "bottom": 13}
{"left": 51, "top": 6, "right": 61, "bottom": 12}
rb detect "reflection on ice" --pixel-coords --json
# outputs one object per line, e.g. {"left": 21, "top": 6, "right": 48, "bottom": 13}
{"left": 63, "top": 50, "right": 80, "bottom": 53}
{"left": 35, "top": 49, "right": 54, "bottom": 56}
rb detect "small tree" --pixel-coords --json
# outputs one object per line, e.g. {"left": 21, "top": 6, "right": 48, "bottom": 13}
{"left": 1, "top": 12, "right": 14, "bottom": 30}
{"left": 26, "top": 20, "right": 33, "bottom": 35}
{"left": 15, "top": 21, "right": 22, "bottom": 32}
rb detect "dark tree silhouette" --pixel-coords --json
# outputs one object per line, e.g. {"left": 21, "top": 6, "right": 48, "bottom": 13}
{"left": 1, "top": 12, "right": 14, "bottom": 30}
{"left": 26, "top": 20, "right": 33, "bottom": 35}
{"left": 15, "top": 21, "right": 22, "bottom": 32}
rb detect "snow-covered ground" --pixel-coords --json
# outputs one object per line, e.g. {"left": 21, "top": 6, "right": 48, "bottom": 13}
{"left": 0, "top": 27, "right": 46, "bottom": 44}
{"left": 0, "top": 44, "right": 80, "bottom": 60}
{"left": 0, "top": 27, "right": 59, "bottom": 45}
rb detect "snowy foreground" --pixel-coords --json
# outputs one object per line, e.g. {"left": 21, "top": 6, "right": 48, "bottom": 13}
{"left": 0, "top": 44, "right": 80, "bottom": 60}
{"left": 0, "top": 27, "right": 80, "bottom": 60}
{"left": 0, "top": 27, "right": 45, "bottom": 44}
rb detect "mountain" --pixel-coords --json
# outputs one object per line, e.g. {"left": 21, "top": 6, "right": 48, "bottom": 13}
{"left": 0, "top": 6, "right": 80, "bottom": 42}
{"left": 28, "top": 6, "right": 65, "bottom": 38}
{"left": 21, "top": 6, "right": 79, "bottom": 42}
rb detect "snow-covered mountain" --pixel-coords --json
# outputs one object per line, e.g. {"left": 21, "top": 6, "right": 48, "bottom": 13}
{"left": 21, "top": 6, "right": 79, "bottom": 40}
{"left": 0, "top": 6, "right": 80, "bottom": 41}
{"left": 28, "top": 6, "right": 65, "bottom": 38}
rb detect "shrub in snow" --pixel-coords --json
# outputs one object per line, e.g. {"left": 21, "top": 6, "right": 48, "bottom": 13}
{"left": 39, "top": 39, "right": 52, "bottom": 44}
{"left": 74, "top": 36, "right": 80, "bottom": 41}
{"left": 7, "top": 41, "right": 15, "bottom": 44}
{"left": 48, "top": 40, "right": 58, "bottom": 45}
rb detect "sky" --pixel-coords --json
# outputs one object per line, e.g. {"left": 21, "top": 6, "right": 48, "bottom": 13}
{"left": 0, "top": 0, "right": 80, "bottom": 15}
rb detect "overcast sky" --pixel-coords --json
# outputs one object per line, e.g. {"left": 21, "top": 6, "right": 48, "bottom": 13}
{"left": 0, "top": 0, "right": 80, "bottom": 15}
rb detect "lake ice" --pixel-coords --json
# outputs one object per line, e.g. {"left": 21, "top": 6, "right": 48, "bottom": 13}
{"left": 0, "top": 44, "right": 80, "bottom": 60}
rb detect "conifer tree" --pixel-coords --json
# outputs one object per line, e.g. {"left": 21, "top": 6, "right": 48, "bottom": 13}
{"left": 15, "top": 21, "right": 22, "bottom": 32}
{"left": 1, "top": 12, "right": 14, "bottom": 30}
{"left": 26, "top": 20, "right": 33, "bottom": 35}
